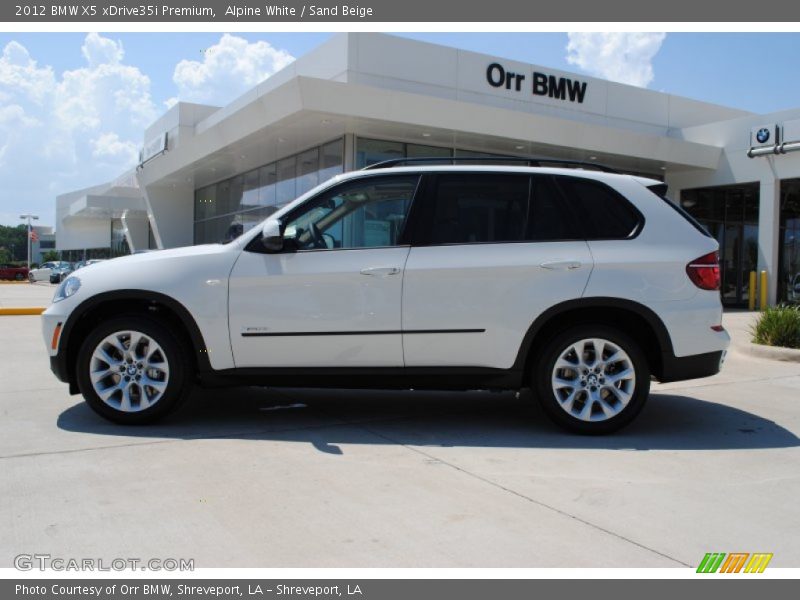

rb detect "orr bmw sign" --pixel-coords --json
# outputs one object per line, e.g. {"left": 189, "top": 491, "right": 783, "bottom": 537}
{"left": 486, "top": 62, "right": 588, "bottom": 104}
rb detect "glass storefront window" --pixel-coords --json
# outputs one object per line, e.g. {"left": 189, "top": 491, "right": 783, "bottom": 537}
{"left": 681, "top": 183, "right": 759, "bottom": 307}
{"left": 110, "top": 219, "right": 130, "bottom": 258}
{"left": 259, "top": 163, "right": 277, "bottom": 207}
{"left": 356, "top": 139, "right": 404, "bottom": 168}
{"left": 193, "top": 138, "right": 345, "bottom": 244}
{"left": 320, "top": 139, "right": 344, "bottom": 182}
{"left": 277, "top": 156, "right": 297, "bottom": 205}
{"left": 241, "top": 169, "right": 260, "bottom": 211}
{"left": 779, "top": 179, "right": 800, "bottom": 303}
{"left": 297, "top": 148, "right": 320, "bottom": 196}
{"left": 195, "top": 185, "right": 216, "bottom": 221}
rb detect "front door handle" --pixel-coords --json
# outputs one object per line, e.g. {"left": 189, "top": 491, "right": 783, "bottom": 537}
{"left": 540, "top": 260, "right": 582, "bottom": 270}
{"left": 360, "top": 267, "right": 401, "bottom": 277}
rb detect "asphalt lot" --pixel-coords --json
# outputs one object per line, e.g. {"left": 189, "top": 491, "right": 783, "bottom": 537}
{"left": 1, "top": 284, "right": 799, "bottom": 568}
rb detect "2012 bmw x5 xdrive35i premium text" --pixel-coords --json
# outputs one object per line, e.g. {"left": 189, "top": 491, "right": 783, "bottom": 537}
{"left": 41, "top": 161, "right": 730, "bottom": 433}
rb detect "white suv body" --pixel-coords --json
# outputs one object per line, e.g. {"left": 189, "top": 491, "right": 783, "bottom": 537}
{"left": 42, "top": 165, "right": 729, "bottom": 433}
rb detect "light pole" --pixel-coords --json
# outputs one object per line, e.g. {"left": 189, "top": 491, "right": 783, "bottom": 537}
{"left": 19, "top": 214, "right": 39, "bottom": 274}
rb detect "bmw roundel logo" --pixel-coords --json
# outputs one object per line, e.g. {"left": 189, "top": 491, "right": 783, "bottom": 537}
{"left": 756, "top": 127, "right": 771, "bottom": 144}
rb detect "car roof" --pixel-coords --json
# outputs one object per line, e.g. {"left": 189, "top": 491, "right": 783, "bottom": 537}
{"left": 336, "top": 165, "right": 657, "bottom": 186}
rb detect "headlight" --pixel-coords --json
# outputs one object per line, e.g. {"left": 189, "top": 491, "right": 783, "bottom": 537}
{"left": 53, "top": 276, "right": 81, "bottom": 303}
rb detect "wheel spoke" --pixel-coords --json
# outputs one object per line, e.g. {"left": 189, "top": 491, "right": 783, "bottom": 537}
{"left": 119, "top": 384, "right": 133, "bottom": 411}
{"left": 128, "top": 332, "right": 143, "bottom": 358}
{"left": 90, "top": 368, "right": 114, "bottom": 384}
{"left": 97, "top": 381, "right": 122, "bottom": 402}
{"left": 552, "top": 376, "right": 578, "bottom": 389}
{"left": 606, "top": 367, "right": 634, "bottom": 384}
{"left": 559, "top": 389, "right": 578, "bottom": 413}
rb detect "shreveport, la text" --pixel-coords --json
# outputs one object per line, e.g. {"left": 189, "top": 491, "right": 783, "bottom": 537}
{"left": 16, "top": 584, "right": 364, "bottom": 597}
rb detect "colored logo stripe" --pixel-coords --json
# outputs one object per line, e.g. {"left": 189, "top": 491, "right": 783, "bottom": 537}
{"left": 697, "top": 552, "right": 773, "bottom": 573}
{"left": 744, "top": 553, "right": 773, "bottom": 573}
{"left": 697, "top": 553, "right": 726, "bottom": 573}
{"left": 719, "top": 553, "right": 749, "bottom": 573}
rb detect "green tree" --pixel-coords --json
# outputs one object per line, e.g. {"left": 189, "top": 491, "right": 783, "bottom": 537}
{"left": 0, "top": 247, "right": 10, "bottom": 264}
{"left": 0, "top": 225, "right": 28, "bottom": 261}
{"left": 42, "top": 250, "right": 59, "bottom": 262}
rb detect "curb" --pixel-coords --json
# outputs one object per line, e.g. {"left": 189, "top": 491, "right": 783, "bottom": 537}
{"left": 0, "top": 307, "right": 46, "bottom": 316}
{"left": 0, "top": 281, "right": 31, "bottom": 285}
{"left": 738, "top": 341, "right": 800, "bottom": 363}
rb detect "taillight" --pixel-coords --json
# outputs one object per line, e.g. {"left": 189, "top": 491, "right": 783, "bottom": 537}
{"left": 686, "top": 252, "right": 721, "bottom": 290}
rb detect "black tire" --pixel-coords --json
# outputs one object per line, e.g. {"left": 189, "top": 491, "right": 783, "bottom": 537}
{"left": 14, "top": 273, "right": 24, "bottom": 281}
{"left": 534, "top": 325, "right": 650, "bottom": 435}
{"left": 76, "top": 315, "right": 194, "bottom": 424}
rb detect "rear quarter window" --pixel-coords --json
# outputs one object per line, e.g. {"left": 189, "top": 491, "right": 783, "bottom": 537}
{"left": 555, "top": 176, "right": 642, "bottom": 239}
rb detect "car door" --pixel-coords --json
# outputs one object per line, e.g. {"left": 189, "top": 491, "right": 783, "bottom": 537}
{"left": 402, "top": 173, "right": 594, "bottom": 369}
{"left": 228, "top": 174, "right": 421, "bottom": 368}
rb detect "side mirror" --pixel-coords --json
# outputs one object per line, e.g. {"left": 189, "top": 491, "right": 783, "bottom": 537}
{"left": 260, "top": 218, "right": 284, "bottom": 253}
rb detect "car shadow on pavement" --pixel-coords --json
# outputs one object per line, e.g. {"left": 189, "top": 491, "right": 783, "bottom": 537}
{"left": 56, "top": 386, "right": 800, "bottom": 452}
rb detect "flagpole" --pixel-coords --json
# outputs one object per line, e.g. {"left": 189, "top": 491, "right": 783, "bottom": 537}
{"left": 19, "top": 213, "right": 39, "bottom": 276}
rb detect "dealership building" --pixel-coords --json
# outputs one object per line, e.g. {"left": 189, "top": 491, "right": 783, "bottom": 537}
{"left": 55, "top": 33, "right": 800, "bottom": 306}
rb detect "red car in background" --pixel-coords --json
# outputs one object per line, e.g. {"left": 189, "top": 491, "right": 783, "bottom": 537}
{"left": 0, "top": 264, "right": 29, "bottom": 281}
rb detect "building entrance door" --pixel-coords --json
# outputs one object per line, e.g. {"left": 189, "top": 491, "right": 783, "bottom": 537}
{"left": 681, "top": 183, "right": 759, "bottom": 307}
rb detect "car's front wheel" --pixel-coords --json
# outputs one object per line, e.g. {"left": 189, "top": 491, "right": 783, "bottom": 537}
{"left": 76, "top": 315, "right": 193, "bottom": 424}
{"left": 14, "top": 272, "right": 24, "bottom": 281}
{"left": 534, "top": 325, "right": 650, "bottom": 434}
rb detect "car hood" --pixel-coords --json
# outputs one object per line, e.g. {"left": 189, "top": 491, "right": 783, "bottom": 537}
{"left": 64, "top": 243, "right": 240, "bottom": 301}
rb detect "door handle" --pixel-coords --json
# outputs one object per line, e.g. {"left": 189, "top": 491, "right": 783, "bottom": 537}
{"left": 540, "top": 260, "right": 582, "bottom": 270}
{"left": 360, "top": 267, "right": 401, "bottom": 277}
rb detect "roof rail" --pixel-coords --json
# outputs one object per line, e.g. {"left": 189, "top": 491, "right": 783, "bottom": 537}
{"left": 361, "top": 156, "right": 621, "bottom": 173}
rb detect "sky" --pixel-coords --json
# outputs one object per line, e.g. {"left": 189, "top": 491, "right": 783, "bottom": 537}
{"left": 2, "top": 31, "right": 800, "bottom": 228}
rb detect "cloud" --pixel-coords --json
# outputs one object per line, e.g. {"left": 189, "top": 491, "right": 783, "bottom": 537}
{"left": 0, "top": 40, "right": 56, "bottom": 104}
{"left": 0, "top": 34, "right": 156, "bottom": 226}
{"left": 54, "top": 35, "right": 157, "bottom": 132}
{"left": 566, "top": 33, "right": 666, "bottom": 88}
{"left": 90, "top": 132, "right": 139, "bottom": 162}
{"left": 81, "top": 32, "right": 124, "bottom": 67}
{"left": 172, "top": 34, "right": 294, "bottom": 105}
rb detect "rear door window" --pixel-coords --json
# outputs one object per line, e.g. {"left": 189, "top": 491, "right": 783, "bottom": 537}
{"left": 427, "top": 174, "right": 530, "bottom": 244}
{"left": 527, "top": 176, "right": 581, "bottom": 241}
{"left": 555, "top": 176, "right": 642, "bottom": 239}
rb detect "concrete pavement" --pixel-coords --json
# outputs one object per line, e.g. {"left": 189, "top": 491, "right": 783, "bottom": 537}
{"left": 0, "top": 308, "right": 798, "bottom": 568}
{"left": 0, "top": 281, "right": 54, "bottom": 308}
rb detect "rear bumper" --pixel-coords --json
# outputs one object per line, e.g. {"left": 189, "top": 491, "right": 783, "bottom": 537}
{"left": 659, "top": 349, "right": 726, "bottom": 383}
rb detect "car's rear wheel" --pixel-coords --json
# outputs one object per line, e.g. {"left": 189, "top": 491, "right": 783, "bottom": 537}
{"left": 76, "top": 315, "right": 193, "bottom": 424}
{"left": 534, "top": 325, "right": 650, "bottom": 434}
{"left": 14, "top": 273, "right": 23, "bottom": 281}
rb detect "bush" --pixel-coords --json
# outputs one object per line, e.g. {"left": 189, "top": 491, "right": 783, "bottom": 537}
{"left": 751, "top": 305, "right": 800, "bottom": 349}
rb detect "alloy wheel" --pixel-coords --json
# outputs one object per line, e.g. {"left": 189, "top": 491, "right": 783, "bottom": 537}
{"left": 89, "top": 330, "right": 170, "bottom": 412}
{"left": 550, "top": 337, "right": 636, "bottom": 422}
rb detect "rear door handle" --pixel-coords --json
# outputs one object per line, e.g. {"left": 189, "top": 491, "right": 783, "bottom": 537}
{"left": 540, "top": 260, "right": 582, "bottom": 270}
{"left": 360, "top": 267, "right": 401, "bottom": 277}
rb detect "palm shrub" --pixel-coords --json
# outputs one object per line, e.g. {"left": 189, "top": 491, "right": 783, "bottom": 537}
{"left": 751, "top": 305, "right": 800, "bottom": 349}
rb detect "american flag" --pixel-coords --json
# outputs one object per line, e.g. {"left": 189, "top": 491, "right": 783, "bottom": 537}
{"left": 29, "top": 229, "right": 39, "bottom": 242}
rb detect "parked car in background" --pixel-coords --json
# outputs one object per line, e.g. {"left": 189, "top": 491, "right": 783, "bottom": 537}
{"left": 29, "top": 261, "right": 70, "bottom": 283}
{"left": 50, "top": 263, "right": 74, "bottom": 284}
{"left": 0, "top": 264, "right": 29, "bottom": 281}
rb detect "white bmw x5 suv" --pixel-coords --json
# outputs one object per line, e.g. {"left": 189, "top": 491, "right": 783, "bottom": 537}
{"left": 42, "top": 160, "right": 729, "bottom": 433}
